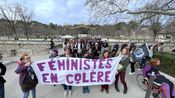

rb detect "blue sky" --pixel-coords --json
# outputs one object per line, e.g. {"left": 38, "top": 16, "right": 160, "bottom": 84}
{"left": 15, "top": 0, "right": 90, "bottom": 25}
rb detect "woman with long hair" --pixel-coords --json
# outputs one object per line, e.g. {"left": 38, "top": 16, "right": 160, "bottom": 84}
{"left": 143, "top": 58, "right": 175, "bottom": 98}
{"left": 115, "top": 47, "right": 129, "bottom": 94}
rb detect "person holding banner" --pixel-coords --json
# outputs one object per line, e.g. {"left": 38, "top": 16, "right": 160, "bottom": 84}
{"left": 15, "top": 55, "right": 38, "bottom": 98}
{"left": 115, "top": 47, "right": 129, "bottom": 94}
{"left": 17, "top": 52, "right": 28, "bottom": 66}
{"left": 60, "top": 47, "right": 73, "bottom": 97}
{"left": 49, "top": 49, "right": 59, "bottom": 86}
{"left": 82, "top": 50, "right": 91, "bottom": 94}
{"left": 101, "top": 50, "right": 110, "bottom": 94}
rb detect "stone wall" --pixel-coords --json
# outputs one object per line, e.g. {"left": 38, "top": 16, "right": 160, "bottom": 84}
{"left": 0, "top": 40, "right": 62, "bottom": 57}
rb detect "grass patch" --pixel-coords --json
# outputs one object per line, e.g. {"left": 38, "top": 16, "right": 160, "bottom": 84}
{"left": 153, "top": 52, "right": 175, "bottom": 77}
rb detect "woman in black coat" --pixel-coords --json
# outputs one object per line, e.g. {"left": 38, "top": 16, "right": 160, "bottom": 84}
{"left": 0, "top": 61, "right": 6, "bottom": 98}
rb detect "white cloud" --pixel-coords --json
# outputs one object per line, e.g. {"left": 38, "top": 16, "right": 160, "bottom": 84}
{"left": 13, "top": 0, "right": 89, "bottom": 25}
{"left": 34, "top": 0, "right": 56, "bottom": 16}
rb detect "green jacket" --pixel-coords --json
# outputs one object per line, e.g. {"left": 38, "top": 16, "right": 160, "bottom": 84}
{"left": 60, "top": 54, "right": 66, "bottom": 57}
{"left": 118, "top": 55, "right": 129, "bottom": 72}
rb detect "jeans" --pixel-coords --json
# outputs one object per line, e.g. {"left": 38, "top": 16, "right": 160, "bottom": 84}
{"left": 82, "top": 86, "right": 89, "bottom": 93}
{"left": 23, "top": 88, "right": 36, "bottom": 98}
{"left": 0, "top": 84, "right": 4, "bottom": 98}
{"left": 63, "top": 84, "right": 72, "bottom": 91}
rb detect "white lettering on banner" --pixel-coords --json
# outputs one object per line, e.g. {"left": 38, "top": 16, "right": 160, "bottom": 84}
{"left": 31, "top": 57, "right": 122, "bottom": 86}
{"left": 134, "top": 48, "right": 145, "bottom": 58}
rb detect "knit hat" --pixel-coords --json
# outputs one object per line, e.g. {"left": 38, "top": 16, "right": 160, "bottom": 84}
{"left": 52, "top": 49, "right": 58, "bottom": 54}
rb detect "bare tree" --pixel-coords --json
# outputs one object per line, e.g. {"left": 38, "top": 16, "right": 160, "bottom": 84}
{"left": 16, "top": 4, "right": 33, "bottom": 40}
{"left": 0, "top": 1, "right": 20, "bottom": 39}
{"left": 136, "top": 2, "right": 174, "bottom": 41}
{"left": 146, "top": 15, "right": 173, "bottom": 41}
{"left": 86, "top": 0, "right": 175, "bottom": 22}
{"left": 86, "top": 0, "right": 175, "bottom": 41}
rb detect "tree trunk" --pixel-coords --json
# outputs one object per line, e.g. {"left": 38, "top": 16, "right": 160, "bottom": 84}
{"left": 153, "top": 30, "right": 157, "bottom": 42}
{"left": 12, "top": 25, "right": 17, "bottom": 40}
{"left": 24, "top": 23, "right": 29, "bottom": 40}
{"left": 25, "top": 26, "right": 29, "bottom": 40}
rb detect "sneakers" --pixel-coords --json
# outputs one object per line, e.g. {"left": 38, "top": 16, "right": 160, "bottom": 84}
{"left": 64, "top": 91, "right": 68, "bottom": 97}
{"left": 129, "top": 72, "right": 135, "bottom": 75}
{"left": 64, "top": 90, "right": 72, "bottom": 97}
{"left": 137, "top": 68, "right": 142, "bottom": 71}
{"left": 68, "top": 90, "right": 72, "bottom": 96}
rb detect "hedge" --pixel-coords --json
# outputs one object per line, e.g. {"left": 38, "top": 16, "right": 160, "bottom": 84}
{"left": 153, "top": 52, "right": 175, "bottom": 77}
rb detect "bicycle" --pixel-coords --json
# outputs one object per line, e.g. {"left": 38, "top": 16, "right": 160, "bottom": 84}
{"left": 135, "top": 56, "right": 151, "bottom": 70}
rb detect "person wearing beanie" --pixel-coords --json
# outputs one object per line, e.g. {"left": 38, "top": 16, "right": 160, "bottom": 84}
{"left": 49, "top": 49, "right": 58, "bottom": 59}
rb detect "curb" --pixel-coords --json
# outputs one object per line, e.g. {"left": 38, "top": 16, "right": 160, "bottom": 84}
{"left": 160, "top": 71, "right": 175, "bottom": 82}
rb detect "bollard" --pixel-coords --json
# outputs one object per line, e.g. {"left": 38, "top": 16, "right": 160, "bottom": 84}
{"left": 145, "top": 72, "right": 155, "bottom": 98}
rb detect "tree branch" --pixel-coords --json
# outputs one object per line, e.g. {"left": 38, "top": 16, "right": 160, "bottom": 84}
{"left": 139, "top": 14, "right": 157, "bottom": 23}
{"left": 128, "top": 10, "right": 175, "bottom": 16}
{"left": 161, "top": 0, "right": 175, "bottom": 8}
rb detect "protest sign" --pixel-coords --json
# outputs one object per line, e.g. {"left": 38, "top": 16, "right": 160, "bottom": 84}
{"left": 31, "top": 57, "right": 122, "bottom": 86}
{"left": 132, "top": 43, "right": 150, "bottom": 61}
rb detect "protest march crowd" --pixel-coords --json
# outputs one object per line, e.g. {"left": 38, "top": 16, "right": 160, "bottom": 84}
{"left": 0, "top": 37, "right": 175, "bottom": 98}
